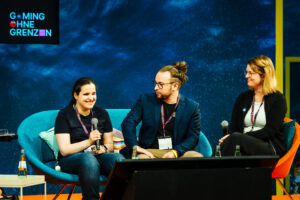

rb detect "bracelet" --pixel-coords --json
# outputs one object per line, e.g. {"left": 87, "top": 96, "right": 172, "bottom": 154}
{"left": 171, "top": 150, "right": 178, "bottom": 158}
{"left": 103, "top": 145, "right": 108, "bottom": 153}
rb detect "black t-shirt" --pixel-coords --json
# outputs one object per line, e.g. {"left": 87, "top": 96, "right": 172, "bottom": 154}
{"left": 150, "top": 102, "right": 176, "bottom": 149}
{"left": 55, "top": 104, "right": 112, "bottom": 158}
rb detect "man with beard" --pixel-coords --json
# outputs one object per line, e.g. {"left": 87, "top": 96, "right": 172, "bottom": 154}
{"left": 121, "top": 62, "right": 203, "bottom": 159}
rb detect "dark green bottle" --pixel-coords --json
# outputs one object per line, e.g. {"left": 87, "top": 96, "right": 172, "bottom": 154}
{"left": 132, "top": 145, "right": 138, "bottom": 159}
{"left": 234, "top": 145, "right": 242, "bottom": 157}
{"left": 215, "top": 145, "right": 221, "bottom": 157}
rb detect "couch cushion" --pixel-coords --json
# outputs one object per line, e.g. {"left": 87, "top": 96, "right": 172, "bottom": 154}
{"left": 113, "top": 128, "right": 126, "bottom": 153}
{"left": 39, "top": 127, "right": 59, "bottom": 160}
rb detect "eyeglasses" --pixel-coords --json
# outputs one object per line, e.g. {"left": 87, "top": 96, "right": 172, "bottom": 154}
{"left": 153, "top": 81, "right": 174, "bottom": 89}
{"left": 244, "top": 70, "right": 257, "bottom": 77}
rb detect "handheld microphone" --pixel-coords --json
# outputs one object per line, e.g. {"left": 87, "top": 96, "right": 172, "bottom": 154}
{"left": 221, "top": 120, "right": 229, "bottom": 136}
{"left": 91, "top": 118, "right": 101, "bottom": 150}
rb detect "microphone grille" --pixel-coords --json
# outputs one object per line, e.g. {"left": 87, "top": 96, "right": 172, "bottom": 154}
{"left": 221, "top": 120, "right": 228, "bottom": 127}
{"left": 91, "top": 118, "right": 98, "bottom": 125}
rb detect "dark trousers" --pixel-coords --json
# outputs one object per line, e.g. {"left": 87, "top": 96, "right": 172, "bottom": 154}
{"left": 59, "top": 152, "right": 124, "bottom": 200}
{"left": 220, "top": 132, "right": 276, "bottom": 156}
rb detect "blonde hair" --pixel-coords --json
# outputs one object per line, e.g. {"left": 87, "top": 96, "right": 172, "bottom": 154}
{"left": 159, "top": 61, "right": 188, "bottom": 88}
{"left": 247, "top": 55, "right": 278, "bottom": 95}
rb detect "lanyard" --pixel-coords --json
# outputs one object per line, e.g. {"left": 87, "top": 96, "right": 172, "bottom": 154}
{"left": 161, "top": 95, "right": 180, "bottom": 137}
{"left": 250, "top": 96, "right": 264, "bottom": 131}
{"left": 74, "top": 105, "right": 93, "bottom": 137}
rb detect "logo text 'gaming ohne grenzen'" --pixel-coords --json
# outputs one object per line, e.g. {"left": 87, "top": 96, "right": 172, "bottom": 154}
{"left": 9, "top": 12, "right": 52, "bottom": 37}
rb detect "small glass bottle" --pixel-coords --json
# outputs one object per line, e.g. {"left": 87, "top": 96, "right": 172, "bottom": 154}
{"left": 234, "top": 145, "right": 242, "bottom": 157}
{"left": 215, "top": 145, "right": 221, "bottom": 157}
{"left": 18, "top": 149, "right": 27, "bottom": 176}
{"left": 132, "top": 145, "right": 138, "bottom": 159}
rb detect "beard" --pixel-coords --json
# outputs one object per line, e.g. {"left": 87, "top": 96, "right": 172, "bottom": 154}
{"left": 156, "top": 92, "right": 171, "bottom": 101}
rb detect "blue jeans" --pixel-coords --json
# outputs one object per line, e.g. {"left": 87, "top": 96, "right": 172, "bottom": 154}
{"left": 59, "top": 152, "right": 124, "bottom": 200}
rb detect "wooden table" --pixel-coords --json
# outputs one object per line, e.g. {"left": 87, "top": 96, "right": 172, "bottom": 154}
{"left": 0, "top": 175, "right": 46, "bottom": 200}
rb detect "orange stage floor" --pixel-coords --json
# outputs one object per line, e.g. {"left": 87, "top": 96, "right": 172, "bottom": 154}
{"left": 18, "top": 193, "right": 300, "bottom": 200}
{"left": 21, "top": 193, "right": 101, "bottom": 200}
{"left": 272, "top": 195, "right": 300, "bottom": 200}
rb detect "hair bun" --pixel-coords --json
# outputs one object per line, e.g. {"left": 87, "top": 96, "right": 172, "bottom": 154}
{"left": 173, "top": 61, "right": 187, "bottom": 74}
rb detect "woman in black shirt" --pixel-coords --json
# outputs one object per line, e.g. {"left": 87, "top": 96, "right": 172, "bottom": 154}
{"left": 219, "top": 56, "right": 287, "bottom": 157}
{"left": 55, "top": 77, "right": 124, "bottom": 200}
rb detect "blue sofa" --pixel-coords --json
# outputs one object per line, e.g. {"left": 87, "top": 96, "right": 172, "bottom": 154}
{"left": 17, "top": 109, "right": 212, "bottom": 197}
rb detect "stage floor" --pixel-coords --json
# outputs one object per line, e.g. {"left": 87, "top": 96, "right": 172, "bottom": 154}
{"left": 21, "top": 193, "right": 101, "bottom": 200}
{"left": 17, "top": 193, "right": 300, "bottom": 200}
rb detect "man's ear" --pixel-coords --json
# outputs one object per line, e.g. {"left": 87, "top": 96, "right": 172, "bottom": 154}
{"left": 172, "top": 82, "right": 179, "bottom": 90}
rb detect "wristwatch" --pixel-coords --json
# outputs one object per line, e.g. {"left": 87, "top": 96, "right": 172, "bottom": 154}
{"left": 103, "top": 145, "right": 108, "bottom": 153}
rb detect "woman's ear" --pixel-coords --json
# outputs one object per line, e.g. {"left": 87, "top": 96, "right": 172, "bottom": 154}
{"left": 74, "top": 92, "right": 78, "bottom": 100}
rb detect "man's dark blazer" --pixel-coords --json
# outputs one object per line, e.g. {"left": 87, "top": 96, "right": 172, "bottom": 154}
{"left": 121, "top": 93, "right": 201, "bottom": 158}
